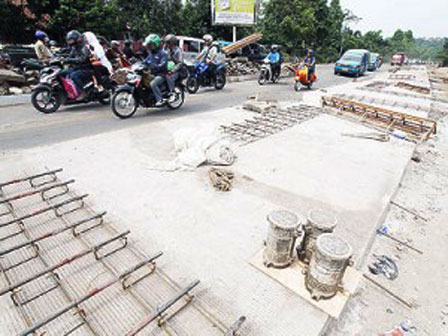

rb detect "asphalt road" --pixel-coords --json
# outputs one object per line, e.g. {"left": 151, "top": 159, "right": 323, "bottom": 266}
{"left": 0, "top": 64, "right": 382, "bottom": 151}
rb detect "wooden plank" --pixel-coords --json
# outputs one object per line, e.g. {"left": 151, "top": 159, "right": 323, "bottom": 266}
{"left": 249, "top": 249, "right": 362, "bottom": 319}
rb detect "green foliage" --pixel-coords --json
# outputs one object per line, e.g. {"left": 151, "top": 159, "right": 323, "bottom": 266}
{"left": 0, "top": 0, "right": 445, "bottom": 65}
{"left": 261, "top": 0, "right": 316, "bottom": 54}
{"left": 49, "top": 0, "right": 123, "bottom": 40}
{"left": 437, "top": 39, "right": 448, "bottom": 66}
{"left": 0, "top": 2, "right": 31, "bottom": 43}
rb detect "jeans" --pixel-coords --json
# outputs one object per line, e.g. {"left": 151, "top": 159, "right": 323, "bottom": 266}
{"left": 71, "top": 70, "right": 93, "bottom": 92}
{"left": 150, "top": 75, "right": 165, "bottom": 102}
{"left": 308, "top": 67, "right": 315, "bottom": 81}
{"left": 270, "top": 63, "right": 280, "bottom": 78}
{"left": 166, "top": 72, "right": 179, "bottom": 92}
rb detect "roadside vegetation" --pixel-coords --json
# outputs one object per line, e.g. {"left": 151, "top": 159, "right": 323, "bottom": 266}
{"left": 0, "top": 0, "right": 446, "bottom": 63}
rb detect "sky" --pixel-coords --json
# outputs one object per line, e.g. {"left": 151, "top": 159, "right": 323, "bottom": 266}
{"left": 340, "top": 0, "right": 447, "bottom": 38}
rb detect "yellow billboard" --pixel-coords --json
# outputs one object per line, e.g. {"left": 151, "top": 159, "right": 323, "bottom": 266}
{"left": 213, "top": 0, "right": 256, "bottom": 26}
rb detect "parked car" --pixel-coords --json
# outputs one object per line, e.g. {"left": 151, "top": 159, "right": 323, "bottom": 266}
{"left": 176, "top": 36, "right": 225, "bottom": 67}
{"left": 368, "top": 53, "right": 380, "bottom": 71}
{"left": 391, "top": 52, "right": 406, "bottom": 66}
{"left": 334, "top": 49, "right": 370, "bottom": 77}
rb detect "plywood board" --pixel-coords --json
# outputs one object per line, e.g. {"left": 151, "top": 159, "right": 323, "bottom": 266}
{"left": 249, "top": 249, "right": 362, "bottom": 318}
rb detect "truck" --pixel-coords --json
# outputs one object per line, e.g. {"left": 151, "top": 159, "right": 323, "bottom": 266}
{"left": 390, "top": 53, "right": 406, "bottom": 66}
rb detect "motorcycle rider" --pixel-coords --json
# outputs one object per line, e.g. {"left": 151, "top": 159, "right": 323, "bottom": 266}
{"left": 197, "top": 34, "right": 218, "bottom": 80}
{"left": 34, "top": 30, "right": 53, "bottom": 62}
{"left": 143, "top": 34, "right": 168, "bottom": 107}
{"left": 304, "top": 49, "right": 316, "bottom": 81}
{"left": 264, "top": 45, "right": 281, "bottom": 80}
{"left": 164, "top": 34, "right": 184, "bottom": 93}
{"left": 108, "top": 40, "right": 128, "bottom": 68}
{"left": 123, "top": 40, "right": 135, "bottom": 60}
{"left": 65, "top": 30, "right": 93, "bottom": 99}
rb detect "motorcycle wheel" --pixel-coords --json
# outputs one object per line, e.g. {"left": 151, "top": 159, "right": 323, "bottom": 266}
{"left": 31, "top": 88, "right": 61, "bottom": 113}
{"left": 214, "top": 71, "right": 226, "bottom": 90}
{"left": 111, "top": 91, "right": 138, "bottom": 119}
{"left": 294, "top": 82, "right": 300, "bottom": 92}
{"left": 167, "top": 86, "right": 185, "bottom": 110}
{"left": 186, "top": 77, "right": 199, "bottom": 94}
{"left": 258, "top": 71, "right": 267, "bottom": 86}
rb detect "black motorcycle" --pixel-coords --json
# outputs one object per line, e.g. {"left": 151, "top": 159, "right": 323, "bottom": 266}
{"left": 111, "top": 63, "right": 185, "bottom": 119}
{"left": 31, "top": 60, "right": 115, "bottom": 113}
{"left": 186, "top": 61, "right": 226, "bottom": 94}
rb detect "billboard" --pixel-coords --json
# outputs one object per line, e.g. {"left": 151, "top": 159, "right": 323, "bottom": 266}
{"left": 212, "top": 0, "right": 257, "bottom": 26}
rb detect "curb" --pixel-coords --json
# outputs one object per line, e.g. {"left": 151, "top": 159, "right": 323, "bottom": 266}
{"left": 0, "top": 94, "right": 31, "bottom": 108}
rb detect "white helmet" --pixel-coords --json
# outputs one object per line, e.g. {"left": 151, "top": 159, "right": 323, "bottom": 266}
{"left": 203, "top": 34, "right": 213, "bottom": 44}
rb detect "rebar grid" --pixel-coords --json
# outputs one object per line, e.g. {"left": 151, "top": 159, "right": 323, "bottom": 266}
{"left": 220, "top": 105, "right": 322, "bottom": 145}
{"left": 332, "top": 93, "right": 433, "bottom": 113}
{"left": 321, "top": 96, "right": 437, "bottom": 142}
{"left": 395, "top": 81, "right": 431, "bottom": 94}
{"left": 0, "top": 169, "right": 246, "bottom": 336}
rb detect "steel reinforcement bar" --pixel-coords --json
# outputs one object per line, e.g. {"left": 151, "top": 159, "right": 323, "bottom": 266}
{"left": 322, "top": 96, "right": 437, "bottom": 141}
{"left": 0, "top": 231, "right": 130, "bottom": 297}
{"left": 17, "top": 253, "right": 163, "bottom": 336}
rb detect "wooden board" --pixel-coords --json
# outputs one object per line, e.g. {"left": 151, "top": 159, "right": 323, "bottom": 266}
{"left": 249, "top": 249, "right": 362, "bottom": 319}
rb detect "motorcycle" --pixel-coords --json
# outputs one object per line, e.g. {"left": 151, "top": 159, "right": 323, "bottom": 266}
{"left": 31, "top": 60, "right": 115, "bottom": 113}
{"left": 186, "top": 61, "right": 226, "bottom": 94}
{"left": 111, "top": 62, "right": 185, "bottom": 119}
{"left": 294, "top": 64, "right": 317, "bottom": 91}
{"left": 18, "top": 58, "right": 45, "bottom": 74}
{"left": 258, "top": 59, "right": 280, "bottom": 85}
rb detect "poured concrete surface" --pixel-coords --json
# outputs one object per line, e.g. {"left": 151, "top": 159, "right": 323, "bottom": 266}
{"left": 0, "top": 99, "right": 415, "bottom": 335}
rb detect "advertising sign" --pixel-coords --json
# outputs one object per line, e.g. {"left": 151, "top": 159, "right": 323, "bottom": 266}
{"left": 213, "top": 0, "right": 257, "bottom": 26}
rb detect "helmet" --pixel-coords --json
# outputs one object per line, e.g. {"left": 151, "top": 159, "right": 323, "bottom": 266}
{"left": 111, "top": 40, "right": 120, "bottom": 49}
{"left": 66, "top": 30, "right": 82, "bottom": 46}
{"left": 125, "top": 40, "right": 132, "bottom": 46}
{"left": 49, "top": 40, "right": 57, "bottom": 47}
{"left": 271, "top": 45, "right": 278, "bottom": 52}
{"left": 203, "top": 34, "right": 213, "bottom": 45}
{"left": 212, "top": 41, "right": 220, "bottom": 47}
{"left": 35, "top": 30, "right": 47, "bottom": 40}
{"left": 144, "top": 34, "right": 161, "bottom": 48}
{"left": 308, "top": 49, "right": 314, "bottom": 56}
{"left": 164, "top": 34, "right": 178, "bottom": 45}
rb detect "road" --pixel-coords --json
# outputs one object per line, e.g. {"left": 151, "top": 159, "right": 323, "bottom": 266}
{"left": 0, "top": 64, "right": 382, "bottom": 151}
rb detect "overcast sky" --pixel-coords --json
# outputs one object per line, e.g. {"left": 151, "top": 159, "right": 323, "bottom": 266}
{"left": 340, "top": 0, "right": 447, "bottom": 38}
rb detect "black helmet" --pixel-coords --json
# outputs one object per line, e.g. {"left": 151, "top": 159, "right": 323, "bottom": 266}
{"left": 125, "top": 40, "right": 132, "bottom": 46}
{"left": 66, "top": 30, "right": 82, "bottom": 46}
{"left": 164, "top": 34, "right": 178, "bottom": 45}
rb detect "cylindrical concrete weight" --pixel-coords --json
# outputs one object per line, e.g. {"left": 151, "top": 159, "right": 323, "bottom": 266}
{"left": 299, "top": 208, "right": 338, "bottom": 264}
{"left": 305, "top": 233, "right": 352, "bottom": 300}
{"left": 263, "top": 210, "right": 303, "bottom": 268}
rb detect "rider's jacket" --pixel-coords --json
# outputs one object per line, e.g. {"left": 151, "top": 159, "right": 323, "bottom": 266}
{"left": 143, "top": 48, "right": 168, "bottom": 75}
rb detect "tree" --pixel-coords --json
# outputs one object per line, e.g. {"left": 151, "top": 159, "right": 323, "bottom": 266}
{"left": 0, "top": 1, "right": 30, "bottom": 43}
{"left": 261, "top": 0, "right": 316, "bottom": 54}
{"left": 437, "top": 39, "right": 448, "bottom": 66}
